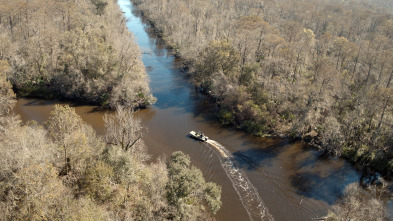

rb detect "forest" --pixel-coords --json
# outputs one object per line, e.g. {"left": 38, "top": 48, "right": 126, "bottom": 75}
{"left": 0, "top": 103, "right": 222, "bottom": 220}
{"left": 0, "top": 0, "right": 155, "bottom": 109}
{"left": 0, "top": 0, "right": 221, "bottom": 220}
{"left": 1, "top": 61, "right": 221, "bottom": 220}
{"left": 0, "top": 0, "right": 391, "bottom": 219}
{"left": 134, "top": 0, "right": 393, "bottom": 176}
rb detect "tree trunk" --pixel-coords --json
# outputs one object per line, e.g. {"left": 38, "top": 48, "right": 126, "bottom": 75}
{"left": 9, "top": 16, "right": 13, "bottom": 35}
{"left": 255, "top": 30, "right": 264, "bottom": 59}
{"left": 64, "top": 146, "right": 68, "bottom": 175}
{"left": 336, "top": 49, "right": 341, "bottom": 69}
{"left": 386, "top": 69, "right": 393, "bottom": 88}
{"left": 125, "top": 136, "right": 142, "bottom": 151}
{"left": 376, "top": 63, "right": 385, "bottom": 86}
{"left": 350, "top": 47, "right": 361, "bottom": 81}
{"left": 373, "top": 100, "right": 389, "bottom": 145}
{"left": 365, "top": 63, "right": 373, "bottom": 85}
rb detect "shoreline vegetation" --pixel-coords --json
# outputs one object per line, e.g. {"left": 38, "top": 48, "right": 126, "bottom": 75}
{"left": 0, "top": 0, "right": 155, "bottom": 109}
{"left": 0, "top": 102, "right": 222, "bottom": 220}
{"left": 0, "top": 0, "right": 221, "bottom": 220}
{"left": 0, "top": 0, "right": 390, "bottom": 219}
{"left": 132, "top": 0, "right": 393, "bottom": 179}
{"left": 130, "top": 0, "right": 392, "bottom": 217}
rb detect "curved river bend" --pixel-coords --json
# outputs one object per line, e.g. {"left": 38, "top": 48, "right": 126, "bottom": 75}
{"left": 14, "top": 0, "right": 392, "bottom": 220}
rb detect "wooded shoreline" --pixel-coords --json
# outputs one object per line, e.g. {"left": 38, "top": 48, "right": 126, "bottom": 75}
{"left": 0, "top": 1, "right": 222, "bottom": 220}
{"left": 131, "top": 0, "right": 393, "bottom": 179}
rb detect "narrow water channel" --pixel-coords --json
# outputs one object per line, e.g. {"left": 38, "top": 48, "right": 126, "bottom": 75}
{"left": 14, "top": 0, "right": 388, "bottom": 220}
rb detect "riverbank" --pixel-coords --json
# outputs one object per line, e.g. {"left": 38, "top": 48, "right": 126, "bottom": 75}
{"left": 131, "top": 0, "right": 393, "bottom": 180}
{"left": 0, "top": 0, "right": 154, "bottom": 110}
{"left": 8, "top": 0, "right": 393, "bottom": 219}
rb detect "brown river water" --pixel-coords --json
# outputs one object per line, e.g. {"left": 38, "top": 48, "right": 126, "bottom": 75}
{"left": 13, "top": 0, "right": 393, "bottom": 220}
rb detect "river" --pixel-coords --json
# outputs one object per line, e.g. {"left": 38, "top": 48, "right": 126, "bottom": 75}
{"left": 13, "top": 0, "right": 392, "bottom": 220}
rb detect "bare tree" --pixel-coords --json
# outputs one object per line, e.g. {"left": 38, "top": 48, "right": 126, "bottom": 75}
{"left": 104, "top": 106, "right": 143, "bottom": 152}
{"left": 0, "top": 60, "right": 15, "bottom": 116}
{"left": 327, "top": 183, "right": 387, "bottom": 221}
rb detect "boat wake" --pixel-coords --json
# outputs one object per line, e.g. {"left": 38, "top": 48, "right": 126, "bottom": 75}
{"left": 206, "top": 140, "right": 274, "bottom": 221}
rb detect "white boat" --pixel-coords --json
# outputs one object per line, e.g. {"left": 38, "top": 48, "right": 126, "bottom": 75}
{"left": 189, "top": 131, "right": 208, "bottom": 141}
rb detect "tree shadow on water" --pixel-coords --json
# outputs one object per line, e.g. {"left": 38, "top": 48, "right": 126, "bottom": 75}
{"left": 289, "top": 168, "right": 360, "bottom": 205}
{"left": 227, "top": 138, "right": 361, "bottom": 205}
{"left": 230, "top": 140, "right": 290, "bottom": 170}
{"left": 23, "top": 99, "right": 56, "bottom": 106}
{"left": 287, "top": 145, "right": 361, "bottom": 204}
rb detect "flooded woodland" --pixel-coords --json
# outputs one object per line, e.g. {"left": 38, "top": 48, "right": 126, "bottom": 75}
{"left": 12, "top": 1, "right": 393, "bottom": 220}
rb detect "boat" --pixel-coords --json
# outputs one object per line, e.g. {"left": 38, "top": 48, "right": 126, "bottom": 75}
{"left": 189, "top": 131, "right": 208, "bottom": 141}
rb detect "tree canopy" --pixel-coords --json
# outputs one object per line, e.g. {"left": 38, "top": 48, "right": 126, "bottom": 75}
{"left": 135, "top": 0, "right": 393, "bottom": 176}
{"left": 0, "top": 0, "right": 155, "bottom": 109}
{"left": 0, "top": 104, "right": 221, "bottom": 220}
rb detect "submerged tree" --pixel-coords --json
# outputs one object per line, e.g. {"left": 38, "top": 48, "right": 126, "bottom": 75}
{"left": 104, "top": 106, "right": 144, "bottom": 153}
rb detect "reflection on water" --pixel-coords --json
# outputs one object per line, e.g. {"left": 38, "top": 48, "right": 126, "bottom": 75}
{"left": 13, "top": 99, "right": 110, "bottom": 135}
{"left": 12, "top": 0, "right": 385, "bottom": 220}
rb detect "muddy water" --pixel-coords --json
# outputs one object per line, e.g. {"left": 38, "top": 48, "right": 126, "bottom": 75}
{"left": 13, "top": 0, "right": 369, "bottom": 220}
